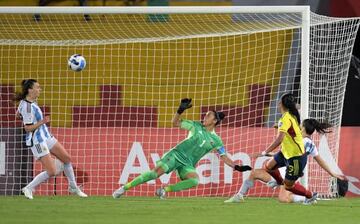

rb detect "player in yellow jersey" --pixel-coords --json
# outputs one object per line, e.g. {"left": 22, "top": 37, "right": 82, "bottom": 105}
{"left": 258, "top": 93, "right": 317, "bottom": 204}
{"left": 225, "top": 118, "right": 346, "bottom": 203}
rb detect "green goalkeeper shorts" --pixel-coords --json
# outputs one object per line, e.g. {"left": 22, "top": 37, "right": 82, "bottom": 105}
{"left": 156, "top": 150, "right": 196, "bottom": 179}
{"left": 176, "top": 165, "right": 196, "bottom": 180}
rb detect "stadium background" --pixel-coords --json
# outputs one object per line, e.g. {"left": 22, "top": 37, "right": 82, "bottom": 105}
{"left": 0, "top": 0, "right": 359, "bottom": 197}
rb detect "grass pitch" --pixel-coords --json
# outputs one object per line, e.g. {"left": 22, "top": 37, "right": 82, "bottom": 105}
{"left": 1, "top": 196, "right": 359, "bottom": 224}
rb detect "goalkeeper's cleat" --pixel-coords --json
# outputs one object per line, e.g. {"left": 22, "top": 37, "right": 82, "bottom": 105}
{"left": 303, "top": 192, "right": 318, "bottom": 205}
{"left": 155, "top": 188, "right": 166, "bottom": 199}
{"left": 224, "top": 194, "right": 244, "bottom": 203}
{"left": 112, "top": 186, "right": 125, "bottom": 199}
{"left": 22, "top": 187, "right": 33, "bottom": 200}
{"left": 69, "top": 186, "right": 88, "bottom": 198}
{"left": 266, "top": 180, "right": 280, "bottom": 189}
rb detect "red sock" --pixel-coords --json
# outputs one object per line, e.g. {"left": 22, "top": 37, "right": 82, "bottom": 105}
{"left": 288, "top": 182, "right": 312, "bottom": 198}
{"left": 267, "top": 168, "right": 283, "bottom": 185}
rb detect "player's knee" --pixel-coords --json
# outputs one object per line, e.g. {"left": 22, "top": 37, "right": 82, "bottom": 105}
{"left": 189, "top": 178, "right": 199, "bottom": 187}
{"left": 262, "top": 163, "right": 267, "bottom": 170}
{"left": 249, "top": 169, "right": 260, "bottom": 179}
{"left": 278, "top": 191, "right": 293, "bottom": 203}
{"left": 46, "top": 169, "right": 57, "bottom": 177}
{"left": 278, "top": 196, "right": 292, "bottom": 203}
{"left": 262, "top": 163, "right": 271, "bottom": 172}
{"left": 154, "top": 166, "right": 166, "bottom": 176}
{"left": 62, "top": 155, "right": 71, "bottom": 164}
{"left": 284, "top": 183, "right": 294, "bottom": 191}
{"left": 149, "top": 170, "right": 158, "bottom": 179}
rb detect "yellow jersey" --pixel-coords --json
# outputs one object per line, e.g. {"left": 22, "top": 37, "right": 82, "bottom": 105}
{"left": 278, "top": 112, "right": 305, "bottom": 159}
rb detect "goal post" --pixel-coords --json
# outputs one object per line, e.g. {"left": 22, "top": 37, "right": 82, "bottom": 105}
{"left": 0, "top": 6, "right": 358, "bottom": 198}
{"left": 0, "top": 6, "right": 311, "bottom": 14}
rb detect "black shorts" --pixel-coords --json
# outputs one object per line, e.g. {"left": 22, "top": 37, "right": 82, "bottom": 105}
{"left": 273, "top": 151, "right": 307, "bottom": 181}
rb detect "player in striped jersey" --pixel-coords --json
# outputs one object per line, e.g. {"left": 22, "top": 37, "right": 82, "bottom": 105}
{"left": 275, "top": 118, "right": 345, "bottom": 203}
{"left": 256, "top": 93, "right": 317, "bottom": 203}
{"left": 225, "top": 118, "right": 345, "bottom": 203}
{"left": 15, "top": 79, "right": 87, "bottom": 199}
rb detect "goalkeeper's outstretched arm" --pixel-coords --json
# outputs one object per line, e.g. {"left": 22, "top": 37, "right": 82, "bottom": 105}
{"left": 172, "top": 113, "right": 181, "bottom": 127}
{"left": 220, "top": 154, "right": 235, "bottom": 168}
{"left": 172, "top": 98, "right": 193, "bottom": 127}
{"left": 220, "top": 154, "right": 252, "bottom": 172}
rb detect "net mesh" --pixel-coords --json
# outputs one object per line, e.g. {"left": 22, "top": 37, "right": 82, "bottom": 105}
{"left": 0, "top": 9, "right": 359, "bottom": 197}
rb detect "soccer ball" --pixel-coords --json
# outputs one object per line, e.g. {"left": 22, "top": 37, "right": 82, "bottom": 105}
{"left": 68, "top": 54, "right": 86, "bottom": 72}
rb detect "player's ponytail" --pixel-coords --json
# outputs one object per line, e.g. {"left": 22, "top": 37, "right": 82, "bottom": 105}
{"left": 281, "top": 93, "right": 300, "bottom": 124}
{"left": 14, "top": 79, "right": 37, "bottom": 102}
{"left": 213, "top": 110, "right": 226, "bottom": 126}
{"left": 303, "top": 118, "right": 331, "bottom": 135}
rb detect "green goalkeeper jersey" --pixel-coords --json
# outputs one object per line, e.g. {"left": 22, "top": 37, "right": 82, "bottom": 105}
{"left": 172, "top": 119, "right": 226, "bottom": 166}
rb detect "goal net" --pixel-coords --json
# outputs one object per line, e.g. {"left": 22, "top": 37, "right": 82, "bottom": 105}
{"left": 0, "top": 6, "right": 359, "bottom": 197}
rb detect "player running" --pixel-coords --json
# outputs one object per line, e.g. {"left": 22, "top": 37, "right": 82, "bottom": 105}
{"left": 255, "top": 93, "right": 317, "bottom": 204}
{"left": 113, "top": 98, "right": 252, "bottom": 199}
{"left": 225, "top": 118, "right": 345, "bottom": 203}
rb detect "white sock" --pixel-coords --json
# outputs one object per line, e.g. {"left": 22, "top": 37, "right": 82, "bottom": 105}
{"left": 292, "top": 195, "right": 306, "bottom": 203}
{"left": 64, "top": 163, "right": 77, "bottom": 189}
{"left": 237, "top": 179, "right": 254, "bottom": 196}
{"left": 26, "top": 171, "right": 50, "bottom": 191}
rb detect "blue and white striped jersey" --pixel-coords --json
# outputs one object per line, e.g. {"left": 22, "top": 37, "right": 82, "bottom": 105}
{"left": 17, "top": 100, "right": 52, "bottom": 146}
{"left": 303, "top": 137, "right": 319, "bottom": 157}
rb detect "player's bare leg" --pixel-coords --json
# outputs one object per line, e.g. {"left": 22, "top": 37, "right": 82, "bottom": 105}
{"left": 51, "top": 142, "right": 87, "bottom": 197}
{"left": 264, "top": 158, "right": 284, "bottom": 185}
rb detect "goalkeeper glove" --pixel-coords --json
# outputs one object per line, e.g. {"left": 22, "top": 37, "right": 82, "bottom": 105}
{"left": 234, "top": 165, "right": 252, "bottom": 172}
{"left": 177, "top": 98, "right": 193, "bottom": 114}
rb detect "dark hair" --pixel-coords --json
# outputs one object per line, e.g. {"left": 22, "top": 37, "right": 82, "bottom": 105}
{"left": 212, "top": 110, "right": 226, "bottom": 126}
{"left": 280, "top": 93, "right": 300, "bottom": 124}
{"left": 14, "top": 79, "right": 37, "bottom": 102}
{"left": 303, "top": 118, "right": 331, "bottom": 135}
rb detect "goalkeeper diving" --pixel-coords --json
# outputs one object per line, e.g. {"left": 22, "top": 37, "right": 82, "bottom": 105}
{"left": 113, "top": 98, "right": 252, "bottom": 199}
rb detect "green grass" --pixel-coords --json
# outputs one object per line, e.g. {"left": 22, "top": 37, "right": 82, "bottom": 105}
{"left": 1, "top": 196, "right": 359, "bottom": 224}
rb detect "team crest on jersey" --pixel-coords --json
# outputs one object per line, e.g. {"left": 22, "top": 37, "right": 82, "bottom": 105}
{"left": 278, "top": 121, "right": 283, "bottom": 128}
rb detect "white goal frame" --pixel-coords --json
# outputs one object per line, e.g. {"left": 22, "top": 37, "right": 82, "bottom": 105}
{"left": 0, "top": 6, "right": 313, "bottom": 193}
